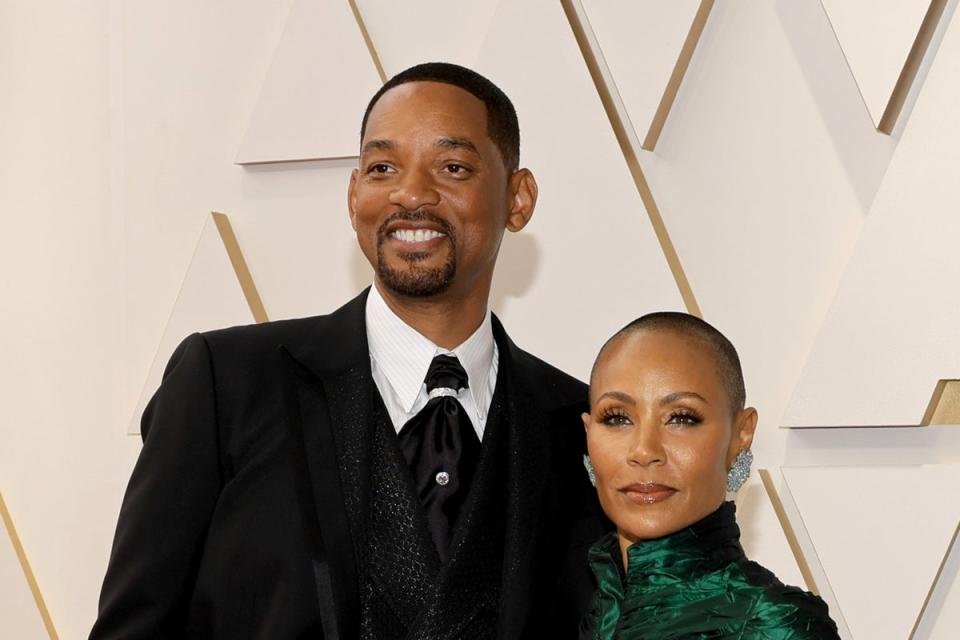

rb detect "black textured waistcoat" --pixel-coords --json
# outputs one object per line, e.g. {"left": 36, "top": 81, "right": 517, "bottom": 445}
{"left": 360, "top": 380, "right": 509, "bottom": 640}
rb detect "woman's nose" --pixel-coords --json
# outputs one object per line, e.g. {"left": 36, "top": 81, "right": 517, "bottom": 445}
{"left": 627, "top": 423, "right": 666, "bottom": 467}
{"left": 389, "top": 168, "right": 440, "bottom": 210}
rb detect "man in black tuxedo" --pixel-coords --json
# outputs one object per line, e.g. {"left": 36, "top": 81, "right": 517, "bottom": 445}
{"left": 90, "top": 62, "right": 607, "bottom": 640}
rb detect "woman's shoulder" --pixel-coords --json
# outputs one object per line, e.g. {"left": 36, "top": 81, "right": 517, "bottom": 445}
{"left": 733, "top": 559, "right": 840, "bottom": 639}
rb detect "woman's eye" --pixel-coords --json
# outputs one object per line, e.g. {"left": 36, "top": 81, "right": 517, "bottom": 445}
{"left": 667, "top": 412, "right": 701, "bottom": 427}
{"left": 600, "top": 411, "right": 632, "bottom": 427}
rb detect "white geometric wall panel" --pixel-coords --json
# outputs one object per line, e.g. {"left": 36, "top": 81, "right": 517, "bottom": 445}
{"left": 784, "top": 11, "right": 960, "bottom": 427}
{"left": 235, "top": 0, "right": 382, "bottom": 163}
{"left": 580, "top": 0, "right": 703, "bottom": 150}
{"left": 0, "top": 509, "right": 49, "bottom": 640}
{"left": 355, "top": 0, "right": 502, "bottom": 77}
{"left": 820, "top": 0, "right": 931, "bottom": 128}
{"left": 635, "top": 0, "right": 864, "bottom": 443}
{"left": 230, "top": 161, "right": 369, "bottom": 323}
{"left": 472, "top": 0, "right": 685, "bottom": 380}
{"left": 783, "top": 465, "right": 960, "bottom": 640}
{"left": 913, "top": 533, "right": 960, "bottom": 639}
{"left": 775, "top": 0, "right": 899, "bottom": 213}
{"left": 734, "top": 480, "right": 808, "bottom": 592}
{"left": 784, "top": 425, "right": 960, "bottom": 468}
{"left": 128, "top": 214, "right": 257, "bottom": 434}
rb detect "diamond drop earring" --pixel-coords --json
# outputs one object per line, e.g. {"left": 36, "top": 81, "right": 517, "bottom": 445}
{"left": 726, "top": 449, "right": 753, "bottom": 492}
{"left": 583, "top": 454, "right": 597, "bottom": 487}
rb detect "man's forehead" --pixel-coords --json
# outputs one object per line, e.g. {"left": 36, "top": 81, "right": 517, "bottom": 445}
{"left": 364, "top": 81, "right": 488, "bottom": 133}
{"left": 361, "top": 136, "right": 481, "bottom": 157}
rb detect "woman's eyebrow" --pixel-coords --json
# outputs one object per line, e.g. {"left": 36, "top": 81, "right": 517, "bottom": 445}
{"left": 597, "top": 390, "right": 635, "bottom": 405}
{"left": 660, "top": 391, "right": 708, "bottom": 406}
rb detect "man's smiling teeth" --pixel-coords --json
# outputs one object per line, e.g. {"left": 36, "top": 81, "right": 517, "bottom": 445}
{"left": 391, "top": 229, "right": 445, "bottom": 243}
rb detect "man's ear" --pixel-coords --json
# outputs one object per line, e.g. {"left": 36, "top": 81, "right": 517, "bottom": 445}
{"left": 347, "top": 168, "right": 360, "bottom": 231}
{"left": 727, "top": 407, "right": 758, "bottom": 466}
{"left": 505, "top": 168, "right": 538, "bottom": 232}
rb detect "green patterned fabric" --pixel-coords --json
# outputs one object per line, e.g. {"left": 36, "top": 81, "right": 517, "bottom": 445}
{"left": 581, "top": 502, "right": 838, "bottom": 639}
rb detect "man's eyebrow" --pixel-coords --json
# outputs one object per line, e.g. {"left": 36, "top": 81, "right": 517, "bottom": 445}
{"left": 361, "top": 139, "right": 394, "bottom": 154}
{"left": 435, "top": 137, "right": 480, "bottom": 155}
{"left": 660, "top": 391, "right": 708, "bottom": 406}
{"left": 597, "top": 390, "right": 635, "bottom": 405}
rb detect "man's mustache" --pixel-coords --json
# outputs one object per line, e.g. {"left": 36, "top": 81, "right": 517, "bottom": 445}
{"left": 377, "top": 209, "right": 457, "bottom": 246}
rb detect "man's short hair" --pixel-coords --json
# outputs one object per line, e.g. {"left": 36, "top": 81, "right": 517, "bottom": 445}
{"left": 591, "top": 312, "right": 747, "bottom": 415}
{"left": 360, "top": 62, "right": 520, "bottom": 173}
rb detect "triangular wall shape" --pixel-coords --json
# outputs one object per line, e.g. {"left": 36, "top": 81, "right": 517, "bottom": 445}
{"left": 579, "top": 0, "right": 711, "bottom": 151}
{"left": 913, "top": 526, "right": 960, "bottom": 639}
{"left": 821, "top": 0, "right": 946, "bottom": 132}
{"left": 128, "top": 213, "right": 262, "bottom": 434}
{"left": 354, "top": 0, "right": 502, "bottom": 77}
{"left": 235, "top": 0, "right": 383, "bottom": 164}
{"left": 784, "top": 10, "right": 960, "bottom": 428}
{"left": 470, "top": 0, "right": 686, "bottom": 380}
{"left": 783, "top": 465, "right": 960, "bottom": 640}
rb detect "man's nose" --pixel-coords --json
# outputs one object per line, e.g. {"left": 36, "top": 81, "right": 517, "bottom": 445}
{"left": 389, "top": 168, "right": 441, "bottom": 210}
{"left": 626, "top": 422, "right": 666, "bottom": 467}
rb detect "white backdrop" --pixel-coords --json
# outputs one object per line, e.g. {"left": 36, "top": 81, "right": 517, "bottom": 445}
{"left": 2, "top": 1, "right": 959, "bottom": 638}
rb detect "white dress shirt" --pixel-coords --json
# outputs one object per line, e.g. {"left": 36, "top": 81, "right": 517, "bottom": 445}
{"left": 365, "top": 285, "right": 499, "bottom": 440}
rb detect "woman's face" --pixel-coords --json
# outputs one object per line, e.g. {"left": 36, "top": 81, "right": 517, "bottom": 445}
{"left": 583, "top": 329, "right": 756, "bottom": 547}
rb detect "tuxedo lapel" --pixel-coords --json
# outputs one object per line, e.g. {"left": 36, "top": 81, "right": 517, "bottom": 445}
{"left": 494, "top": 320, "right": 562, "bottom": 639}
{"left": 280, "top": 290, "right": 374, "bottom": 640}
{"left": 279, "top": 295, "right": 579, "bottom": 639}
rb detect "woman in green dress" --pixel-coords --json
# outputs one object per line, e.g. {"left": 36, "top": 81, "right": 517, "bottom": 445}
{"left": 580, "top": 313, "right": 839, "bottom": 639}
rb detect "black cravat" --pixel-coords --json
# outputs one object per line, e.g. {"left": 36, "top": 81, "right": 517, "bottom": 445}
{"left": 397, "top": 354, "right": 481, "bottom": 563}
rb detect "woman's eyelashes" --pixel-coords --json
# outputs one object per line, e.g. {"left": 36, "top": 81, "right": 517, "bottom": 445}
{"left": 666, "top": 408, "right": 703, "bottom": 427}
{"left": 595, "top": 405, "right": 704, "bottom": 428}
{"left": 598, "top": 407, "right": 632, "bottom": 427}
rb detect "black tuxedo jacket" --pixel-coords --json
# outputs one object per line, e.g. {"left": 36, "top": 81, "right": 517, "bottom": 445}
{"left": 90, "top": 290, "right": 609, "bottom": 639}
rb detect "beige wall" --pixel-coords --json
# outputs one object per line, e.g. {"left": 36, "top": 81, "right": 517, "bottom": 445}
{"left": 2, "top": 1, "right": 959, "bottom": 638}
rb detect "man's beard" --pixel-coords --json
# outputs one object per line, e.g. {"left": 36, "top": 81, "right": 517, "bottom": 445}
{"left": 376, "top": 209, "right": 457, "bottom": 298}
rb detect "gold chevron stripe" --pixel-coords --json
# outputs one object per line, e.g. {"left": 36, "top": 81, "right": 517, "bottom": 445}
{"left": 921, "top": 379, "right": 960, "bottom": 425}
{"left": 0, "top": 491, "right": 59, "bottom": 639}
{"left": 644, "top": 0, "right": 715, "bottom": 150}
{"left": 910, "top": 519, "right": 960, "bottom": 638}
{"left": 878, "top": 0, "right": 949, "bottom": 134}
{"left": 348, "top": 0, "right": 387, "bottom": 83}
{"left": 561, "top": 0, "right": 702, "bottom": 317}
{"left": 758, "top": 469, "right": 820, "bottom": 595}
{"left": 212, "top": 212, "right": 270, "bottom": 324}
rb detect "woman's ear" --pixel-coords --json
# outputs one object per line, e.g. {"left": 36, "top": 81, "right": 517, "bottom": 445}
{"left": 505, "top": 168, "right": 538, "bottom": 232}
{"left": 581, "top": 411, "right": 591, "bottom": 433}
{"left": 727, "top": 407, "right": 758, "bottom": 466}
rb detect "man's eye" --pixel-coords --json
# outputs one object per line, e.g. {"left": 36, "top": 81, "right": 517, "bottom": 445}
{"left": 367, "top": 163, "right": 393, "bottom": 174}
{"left": 444, "top": 163, "right": 470, "bottom": 175}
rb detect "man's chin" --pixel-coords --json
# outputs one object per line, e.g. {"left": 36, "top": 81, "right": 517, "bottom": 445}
{"left": 377, "top": 264, "right": 455, "bottom": 299}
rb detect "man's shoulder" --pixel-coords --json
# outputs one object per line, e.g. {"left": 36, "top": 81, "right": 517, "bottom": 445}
{"left": 506, "top": 342, "right": 588, "bottom": 411}
{"left": 200, "top": 314, "right": 326, "bottom": 345}
{"left": 181, "top": 292, "right": 368, "bottom": 371}
{"left": 199, "top": 291, "right": 367, "bottom": 351}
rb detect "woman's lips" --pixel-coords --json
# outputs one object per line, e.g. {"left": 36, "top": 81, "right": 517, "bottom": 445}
{"left": 618, "top": 482, "right": 677, "bottom": 505}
